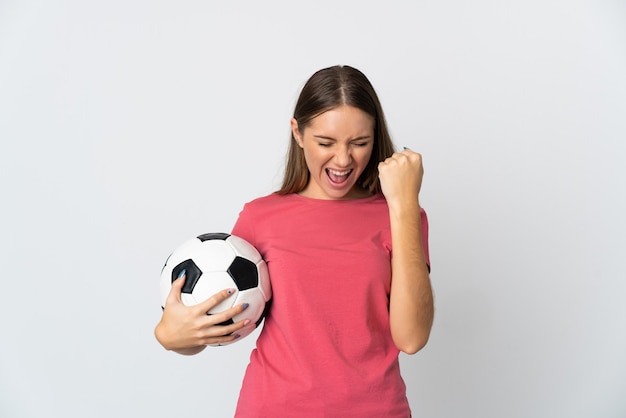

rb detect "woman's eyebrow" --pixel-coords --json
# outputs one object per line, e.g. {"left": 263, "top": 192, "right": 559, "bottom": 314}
{"left": 312, "top": 135, "right": 372, "bottom": 141}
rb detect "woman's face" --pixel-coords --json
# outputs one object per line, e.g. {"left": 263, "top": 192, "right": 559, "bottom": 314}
{"left": 292, "top": 105, "right": 375, "bottom": 200}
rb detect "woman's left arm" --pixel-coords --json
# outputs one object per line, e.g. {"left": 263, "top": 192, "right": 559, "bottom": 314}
{"left": 378, "top": 149, "right": 434, "bottom": 354}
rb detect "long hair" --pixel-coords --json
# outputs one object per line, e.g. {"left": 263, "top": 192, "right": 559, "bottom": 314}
{"left": 277, "top": 65, "right": 396, "bottom": 195}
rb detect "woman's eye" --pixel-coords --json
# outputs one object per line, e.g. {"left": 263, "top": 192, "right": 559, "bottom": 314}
{"left": 353, "top": 143, "right": 368, "bottom": 147}
{"left": 318, "top": 143, "right": 332, "bottom": 147}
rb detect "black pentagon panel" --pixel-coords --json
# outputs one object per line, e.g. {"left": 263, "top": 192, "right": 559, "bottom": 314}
{"left": 227, "top": 256, "right": 258, "bottom": 291}
{"left": 197, "top": 232, "right": 230, "bottom": 241}
{"left": 172, "top": 259, "right": 202, "bottom": 294}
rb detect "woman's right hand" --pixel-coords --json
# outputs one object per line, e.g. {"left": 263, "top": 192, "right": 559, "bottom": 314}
{"left": 154, "top": 271, "right": 252, "bottom": 354}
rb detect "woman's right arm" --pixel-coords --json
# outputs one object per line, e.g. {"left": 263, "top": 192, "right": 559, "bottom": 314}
{"left": 154, "top": 272, "right": 252, "bottom": 355}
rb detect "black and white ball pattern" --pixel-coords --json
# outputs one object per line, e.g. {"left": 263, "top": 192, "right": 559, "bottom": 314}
{"left": 160, "top": 233, "right": 271, "bottom": 345}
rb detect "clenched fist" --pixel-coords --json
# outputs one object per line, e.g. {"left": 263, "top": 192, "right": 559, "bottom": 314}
{"left": 378, "top": 148, "right": 424, "bottom": 207}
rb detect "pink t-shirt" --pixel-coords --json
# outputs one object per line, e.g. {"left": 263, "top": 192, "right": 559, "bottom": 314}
{"left": 232, "top": 193, "right": 430, "bottom": 417}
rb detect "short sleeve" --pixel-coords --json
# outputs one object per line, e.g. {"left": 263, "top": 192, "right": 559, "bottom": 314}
{"left": 231, "top": 203, "right": 257, "bottom": 248}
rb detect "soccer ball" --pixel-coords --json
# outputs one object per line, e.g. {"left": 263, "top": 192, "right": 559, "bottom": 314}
{"left": 160, "top": 232, "right": 271, "bottom": 345}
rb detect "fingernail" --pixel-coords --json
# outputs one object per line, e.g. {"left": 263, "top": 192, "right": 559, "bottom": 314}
{"left": 233, "top": 334, "right": 241, "bottom": 339}
{"left": 227, "top": 288, "right": 236, "bottom": 295}
{"left": 177, "top": 269, "right": 186, "bottom": 280}
{"left": 242, "top": 303, "right": 249, "bottom": 310}
{"left": 403, "top": 146, "right": 409, "bottom": 150}
{"left": 243, "top": 319, "right": 251, "bottom": 326}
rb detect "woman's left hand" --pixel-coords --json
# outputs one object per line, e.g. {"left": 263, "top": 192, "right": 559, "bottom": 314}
{"left": 378, "top": 148, "right": 424, "bottom": 206}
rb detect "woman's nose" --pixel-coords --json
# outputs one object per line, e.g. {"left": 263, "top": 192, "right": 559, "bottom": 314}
{"left": 335, "top": 146, "right": 352, "bottom": 166}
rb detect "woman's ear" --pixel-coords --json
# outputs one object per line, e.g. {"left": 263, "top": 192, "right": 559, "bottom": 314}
{"left": 290, "top": 118, "right": 303, "bottom": 148}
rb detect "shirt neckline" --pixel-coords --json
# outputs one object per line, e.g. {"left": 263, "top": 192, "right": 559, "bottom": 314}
{"left": 288, "top": 192, "right": 383, "bottom": 204}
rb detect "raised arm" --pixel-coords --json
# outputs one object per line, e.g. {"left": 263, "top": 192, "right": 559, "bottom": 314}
{"left": 378, "top": 149, "right": 434, "bottom": 354}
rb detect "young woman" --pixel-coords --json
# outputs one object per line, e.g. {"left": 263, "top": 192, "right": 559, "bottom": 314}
{"left": 155, "top": 65, "right": 434, "bottom": 417}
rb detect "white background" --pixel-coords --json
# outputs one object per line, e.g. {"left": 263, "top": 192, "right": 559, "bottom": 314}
{"left": 1, "top": 1, "right": 625, "bottom": 417}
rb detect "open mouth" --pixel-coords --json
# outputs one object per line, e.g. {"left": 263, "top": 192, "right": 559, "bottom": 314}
{"left": 326, "top": 168, "right": 353, "bottom": 185}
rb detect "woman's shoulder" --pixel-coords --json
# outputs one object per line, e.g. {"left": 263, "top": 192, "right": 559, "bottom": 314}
{"left": 240, "top": 192, "right": 295, "bottom": 213}
{"left": 244, "top": 192, "right": 290, "bottom": 206}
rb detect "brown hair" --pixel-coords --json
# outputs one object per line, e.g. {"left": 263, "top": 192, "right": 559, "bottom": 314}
{"left": 277, "top": 65, "right": 396, "bottom": 195}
